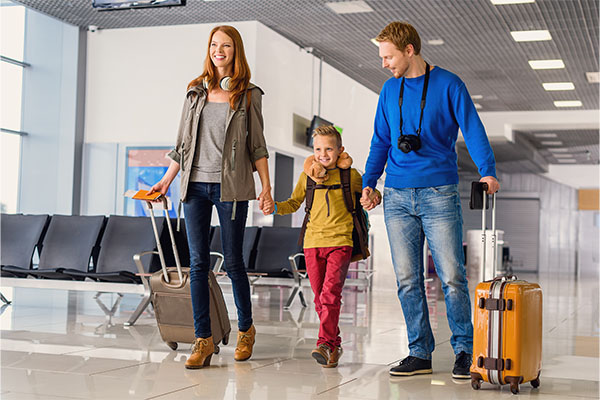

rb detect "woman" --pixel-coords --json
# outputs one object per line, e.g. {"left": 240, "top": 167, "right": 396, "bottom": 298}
{"left": 149, "top": 25, "right": 273, "bottom": 369}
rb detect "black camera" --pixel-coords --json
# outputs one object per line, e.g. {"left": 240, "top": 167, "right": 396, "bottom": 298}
{"left": 398, "top": 134, "right": 421, "bottom": 153}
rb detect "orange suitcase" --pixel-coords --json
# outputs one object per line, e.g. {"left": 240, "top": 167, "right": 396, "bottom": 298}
{"left": 470, "top": 277, "right": 542, "bottom": 394}
{"left": 468, "top": 183, "right": 542, "bottom": 394}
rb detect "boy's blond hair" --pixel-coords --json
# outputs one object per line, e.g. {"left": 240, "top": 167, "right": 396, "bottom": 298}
{"left": 312, "top": 125, "right": 342, "bottom": 148}
{"left": 376, "top": 21, "right": 421, "bottom": 55}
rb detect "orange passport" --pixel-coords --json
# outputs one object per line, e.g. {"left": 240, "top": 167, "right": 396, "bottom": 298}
{"left": 132, "top": 190, "right": 162, "bottom": 201}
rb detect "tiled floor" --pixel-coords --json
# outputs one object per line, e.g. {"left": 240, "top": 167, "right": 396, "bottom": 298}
{"left": 1, "top": 268, "right": 598, "bottom": 399}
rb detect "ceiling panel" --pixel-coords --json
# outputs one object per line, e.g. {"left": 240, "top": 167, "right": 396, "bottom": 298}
{"left": 10, "top": 0, "right": 598, "bottom": 113}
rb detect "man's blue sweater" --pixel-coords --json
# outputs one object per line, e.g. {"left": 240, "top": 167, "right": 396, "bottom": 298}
{"left": 363, "top": 67, "right": 496, "bottom": 190}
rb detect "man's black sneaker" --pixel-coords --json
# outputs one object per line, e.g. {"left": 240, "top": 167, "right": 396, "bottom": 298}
{"left": 452, "top": 351, "right": 472, "bottom": 379}
{"left": 389, "top": 356, "right": 432, "bottom": 376}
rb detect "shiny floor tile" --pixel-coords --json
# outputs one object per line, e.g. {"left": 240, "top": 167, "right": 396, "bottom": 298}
{"left": 1, "top": 269, "right": 598, "bottom": 399}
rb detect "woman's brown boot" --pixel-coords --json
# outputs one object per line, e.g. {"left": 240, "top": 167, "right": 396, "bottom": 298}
{"left": 234, "top": 325, "right": 256, "bottom": 361}
{"left": 185, "top": 337, "right": 214, "bottom": 369}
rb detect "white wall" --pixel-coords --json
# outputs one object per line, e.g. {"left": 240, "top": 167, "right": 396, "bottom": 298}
{"left": 84, "top": 21, "right": 258, "bottom": 144}
{"left": 83, "top": 21, "right": 380, "bottom": 215}
{"left": 543, "top": 165, "right": 600, "bottom": 189}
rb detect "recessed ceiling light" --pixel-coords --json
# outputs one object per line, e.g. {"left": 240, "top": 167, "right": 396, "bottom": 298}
{"left": 553, "top": 154, "right": 574, "bottom": 158}
{"left": 427, "top": 39, "right": 444, "bottom": 46}
{"left": 556, "top": 159, "right": 577, "bottom": 163}
{"left": 510, "top": 30, "right": 552, "bottom": 42}
{"left": 326, "top": 1, "right": 374, "bottom": 14}
{"left": 471, "top": 94, "right": 483, "bottom": 100}
{"left": 548, "top": 148, "right": 569, "bottom": 152}
{"left": 370, "top": 38, "right": 379, "bottom": 47}
{"left": 528, "top": 59, "right": 565, "bottom": 69}
{"left": 541, "top": 141, "right": 563, "bottom": 146}
{"left": 474, "top": 103, "right": 482, "bottom": 109}
{"left": 554, "top": 100, "right": 582, "bottom": 107}
{"left": 543, "top": 82, "right": 575, "bottom": 91}
{"left": 534, "top": 132, "right": 558, "bottom": 138}
{"left": 491, "top": 0, "right": 534, "bottom": 4}
{"left": 586, "top": 72, "right": 599, "bottom": 83}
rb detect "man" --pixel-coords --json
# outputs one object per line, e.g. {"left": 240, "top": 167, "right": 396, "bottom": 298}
{"left": 360, "top": 22, "right": 500, "bottom": 379}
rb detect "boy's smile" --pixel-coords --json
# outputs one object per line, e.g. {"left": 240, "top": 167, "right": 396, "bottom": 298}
{"left": 313, "top": 135, "right": 344, "bottom": 169}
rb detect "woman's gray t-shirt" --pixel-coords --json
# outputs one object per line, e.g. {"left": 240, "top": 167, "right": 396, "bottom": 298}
{"left": 190, "top": 102, "right": 230, "bottom": 183}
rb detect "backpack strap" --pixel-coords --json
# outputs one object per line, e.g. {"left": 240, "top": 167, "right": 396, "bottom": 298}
{"left": 340, "top": 168, "right": 369, "bottom": 258}
{"left": 298, "top": 176, "right": 316, "bottom": 246}
{"left": 339, "top": 168, "right": 355, "bottom": 215}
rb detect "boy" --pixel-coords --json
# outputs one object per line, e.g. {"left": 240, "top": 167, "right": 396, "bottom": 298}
{"left": 264, "top": 125, "right": 375, "bottom": 367}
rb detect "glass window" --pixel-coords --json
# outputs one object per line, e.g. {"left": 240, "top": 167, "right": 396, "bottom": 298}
{"left": 1, "top": 62, "right": 24, "bottom": 131}
{"left": 1, "top": 133, "right": 21, "bottom": 213}
{"left": 0, "top": 2, "right": 25, "bottom": 61}
{"left": 1, "top": 0, "right": 26, "bottom": 213}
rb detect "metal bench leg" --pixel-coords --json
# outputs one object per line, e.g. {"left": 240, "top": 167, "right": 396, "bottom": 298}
{"left": 283, "top": 286, "right": 299, "bottom": 310}
{"left": 284, "top": 285, "right": 307, "bottom": 310}
{"left": 125, "top": 292, "right": 151, "bottom": 326}
{"left": 298, "top": 289, "right": 307, "bottom": 308}
{"left": 0, "top": 291, "right": 11, "bottom": 305}
{"left": 94, "top": 292, "right": 123, "bottom": 326}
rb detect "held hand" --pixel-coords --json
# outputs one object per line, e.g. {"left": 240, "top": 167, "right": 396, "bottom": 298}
{"left": 263, "top": 202, "right": 275, "bottom": 215}
{"left": 480, "top": 176, "right": 500, "bottom": 194}
{"left": 361, "top": 187, "right": 381, "bottom": 211}
{"left": 258, "top": 188, "right": 274, "bottom": 215}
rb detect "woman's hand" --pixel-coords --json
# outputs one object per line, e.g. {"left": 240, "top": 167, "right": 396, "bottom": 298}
{"left": 147, "top": 160, "right": 180, "bottom": 201}
{"left": 258, "top": 187, "right": 274, "bottom": 215}
{"left": 148, "top": 180, "right": 171, "bottom": 197}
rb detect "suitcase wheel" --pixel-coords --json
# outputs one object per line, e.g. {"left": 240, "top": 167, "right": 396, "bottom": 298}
{"left": 166, "top": 341, "right": 178, "bottom": 351}
{"left": 471, "top": 378, "right": 481, "bottom": 390}
{"left": 222, "top": 334, "right": 229, "bottom": 346}
{"left": 214, "top": 345, "right": 220, "bottom": 354}
{"left": 510, "top": 383, "right": 519, "bottom": 395}
{"left": 531, "top": 377, "right": 540, "bottom": 388}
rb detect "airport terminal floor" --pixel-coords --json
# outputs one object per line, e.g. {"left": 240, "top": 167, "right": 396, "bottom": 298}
{"left": 1, "top": 269, "right": 598, "bottom": 399}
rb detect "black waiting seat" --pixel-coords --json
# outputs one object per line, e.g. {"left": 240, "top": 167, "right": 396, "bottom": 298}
{"left": 11, "top": 215, "right": 106, "bottom": 280}
{"left": 211, "top": 226, "right": 260, "bottom": 273}
{"left": 252, "top": 226, "right": 307, "bottom": 309}
{"left": 253, "top": 227, "right": 304, "bottom": 278}
{"left": 65, "top": 215, "right": 162, "bottom": 283}
{"left": 1, "top": 214, "right": 50, "bottom": 278}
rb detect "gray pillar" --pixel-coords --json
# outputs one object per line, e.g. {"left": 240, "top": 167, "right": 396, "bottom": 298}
{"left": 19, "top": 9, "right": 84, "bottom": 215}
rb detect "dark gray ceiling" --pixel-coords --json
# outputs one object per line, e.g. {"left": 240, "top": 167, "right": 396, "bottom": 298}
{"left": 13, "top": 0, "right": 599, "bottom": 112}
{"left": 11, "top": 0, "right": 600, "bottom": 170}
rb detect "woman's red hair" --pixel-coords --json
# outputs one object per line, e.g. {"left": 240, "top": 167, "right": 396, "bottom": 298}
{"left": 188, "top": 25, "right": 251, "bottom": 110}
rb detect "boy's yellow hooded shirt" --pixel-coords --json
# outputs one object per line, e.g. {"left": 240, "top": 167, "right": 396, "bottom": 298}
{"left": 275, "top": 168, "right": 363, "bottom": 249}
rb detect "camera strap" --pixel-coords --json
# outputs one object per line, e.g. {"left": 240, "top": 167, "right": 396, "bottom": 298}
{"left": 398, "top": 62, "right": 430, "bottom": 136}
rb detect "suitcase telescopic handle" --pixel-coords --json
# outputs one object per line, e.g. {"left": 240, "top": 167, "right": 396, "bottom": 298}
{"left": 146, "top": 197, "right": 184, "bottom": 285}
{"left": 479, "top": 183, "right": 498, "bottom": 280}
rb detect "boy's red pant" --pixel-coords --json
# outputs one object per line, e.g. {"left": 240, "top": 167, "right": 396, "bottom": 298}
{"left": 303, "top": 246, "right": 353, "bottom": 350}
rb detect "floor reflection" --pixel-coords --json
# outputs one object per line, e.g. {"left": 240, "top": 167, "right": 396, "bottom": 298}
{"left": 1, "top": 269, "right": 598, "bottom": 399}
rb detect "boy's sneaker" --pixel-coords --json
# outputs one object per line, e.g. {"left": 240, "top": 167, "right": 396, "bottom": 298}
{"left": 311, "top": 344, "right": 331, "bottom": 366}
{"left": 324, "top": 346, "right": 343, "bottom": 368}
{"left": 452, "top": 351, "right": 472, "bottom": 379}
{"left": 389, "top": 356, "right": 432, "bottom": 376}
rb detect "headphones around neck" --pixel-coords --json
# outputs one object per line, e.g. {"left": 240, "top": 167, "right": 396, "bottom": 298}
{"left": 203, "top": 76, "right": 231, "bottom": 91}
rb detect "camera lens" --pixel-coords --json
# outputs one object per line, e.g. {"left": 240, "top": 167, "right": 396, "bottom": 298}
{"left": 399, "top": 140, "right": 411, "bottom": 153}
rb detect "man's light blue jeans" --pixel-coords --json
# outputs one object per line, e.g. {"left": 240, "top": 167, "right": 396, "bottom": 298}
{"left": 384, "top": 184, "right": 473, "bottom": 360}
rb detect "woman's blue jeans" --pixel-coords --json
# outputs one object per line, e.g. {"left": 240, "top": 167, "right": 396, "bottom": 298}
{"left": 183, "top": 182, "right": 252, "bottom": 338}
{"left": 383, "top": 184, "right": 473, "bottom": 360}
